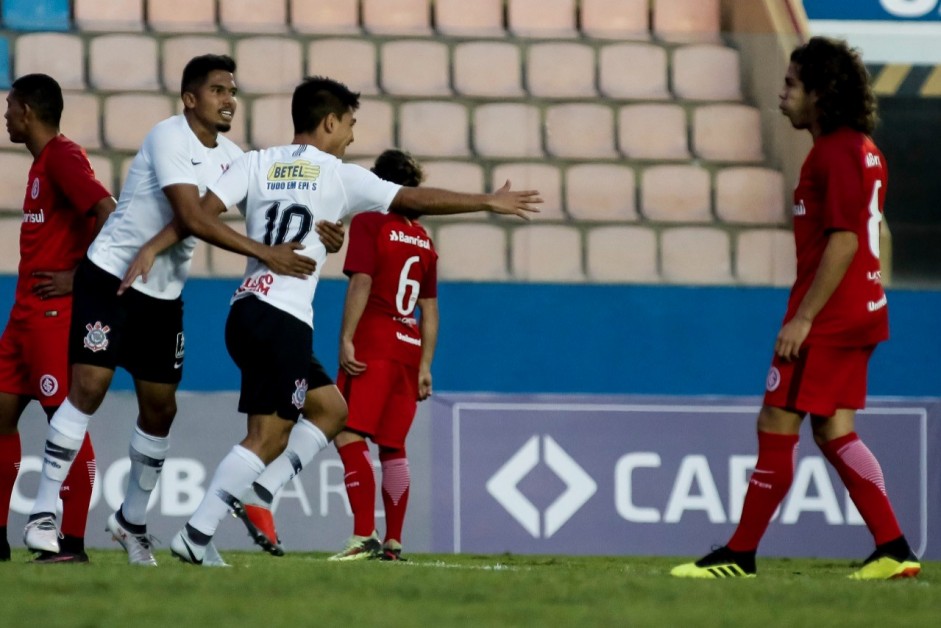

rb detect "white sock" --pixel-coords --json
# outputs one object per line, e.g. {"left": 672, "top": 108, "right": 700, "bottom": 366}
{"left": 189, "top": 445, "right": 265, "bottom": 537}
{"left": 121, "top": 426, "right": 170, "bottom": 527}
{"left": 249, "top": 419, "right": 329, "bottom": 506}
{"left": 32, "top": 399, "right": 92, "bottom": 516}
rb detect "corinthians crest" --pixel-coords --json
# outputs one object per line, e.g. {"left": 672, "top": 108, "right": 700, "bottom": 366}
{"left": 292, "top": 378, "right": 308, "bottom": 409}
{"left": 84, "top": 321, "right": 111, "bottom": 352}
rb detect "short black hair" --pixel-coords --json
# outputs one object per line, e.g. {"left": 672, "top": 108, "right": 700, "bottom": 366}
{"left": 291, "top": 76, "right": 360, "bottom": 136}
{"left": 790, "top": 37, "right": 877, "bottom": 135}
{"left": 10, "top": 73, "right": 63, "bottom": 127}
{"left": 180, "top": 54, "right": 236, "bottom": 97}
{"left": 372, "top": 149, "right": 424, "bottom": 187}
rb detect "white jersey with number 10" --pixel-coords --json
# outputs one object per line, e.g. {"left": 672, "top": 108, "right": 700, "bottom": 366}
{"left": 209, "top": 144, "right": 401, "bottom": 328}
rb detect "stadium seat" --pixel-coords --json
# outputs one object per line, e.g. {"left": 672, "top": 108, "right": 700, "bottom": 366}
{"left": 343, "top": 98, "right": 394, "bottom": 158}
{"left": 422, "top": 160, "right": 485, "bottom": 194}
{"left": 586, "top": 226, "right": 659, "bottom": 283}
{"left": 672, "top": 44, "right": 742, "bottom": 101}
{"left": 473, "top": 103, "right": 542, "bottom": 159}
{"left": 14, "top": 33, "right": 84, "bottom": 90}
{"left": 491, "top": 163, "right": 564, "bottom": 221}
{"left": 715, "top": 167, "right": 786, "bottom": 225}
{"left": 381, "top": 40, "right": 451, "bottom": 97}
{"left": 89, "top": 35, "right": 160, "bottom": 91}
{"left": 162, "top": 36, "right": 231, "bottom": 93}
{"left": 74, "top": 0, "right": 143, "bottom": 31}
{"left": 545, "top": 104, "right": 617, "bottom": 159}
{"left": 219, "top": 0, "right": 288, "bottom": 33}
{"left": 0, "top": 152, "right": 32, "bottom": 211}
{"left": 103, "top": 94, "right": 173, "bottom": 151}
{"left": 435, "top": 0, "right": 505, "bottom": 37}
{"left": 653, "top": 0, "right": 721, "bottom": 43}
{"left": 249, "top": 95, "right": 291, "bottom": 149}
{"left": 641, "top": 165, "right": 711, "bottom": 223}
{"left": 86, "top": 153, "right": 115, "bottom": 196}
{"left": 565, "top": 164, "right": 638, "bottom": 222}
{"left": 0, "top": 38, "right": 10, "bottom": 89}
{"left": 307, "top": 39, "right": 378, "bottom": 96}
{"left": 527, "top": 43, "right": 596, "bottom": 98}
{"left": 599, "top": 44, "right": 669, "bottom": 100}
{"left": 692, "top": 104, "right": 764, "bottom": 162}
{"left": 318, "top": 230, "right": 351, "bottom": 279}
{"left": 1, "top": 0, "right": 70, "bottom": 31}
{"left": 61, "top": 92, "right": 101, "bottom": 150}
{"left": 581, "top": 0, "right": 650, "bottom": 40}
{"left": 508, "top": 0, "right": 578, "bottom": 38}
{"left": 736, "top": 229, "right": 796, "bottom": 286}
{"left": 399, "top": 101, "right": 470, "bottom": 158}
{"left": 209, "top": 219, "right": 249, "bottom": 277}
{"left": 0, "top": 217, "right": 23, "bottom": 272}
{"left": 511, "top": 225, "right": 584, "bottom": 282}
{"left": 235, "top": 37, "right": 302, "bottom": 94}
{"left": 290, "top": 0, "right": 361, "bottom": 34}
{"left": 618, "top": 104, "right": 689, "bottom": 160}
{"left": 453, "top": 42, "right": 524, "bottom": 98}
{"left": 119, "top": 155, "right": 135, "bottom": 190}
{"left": 362, "top": 0, "right": 432, "bottom": 35}
{"left": 148, "top": 0, "right": 216, "bottom": 33}
{"left": 660, "top": 227, "right": 732, "bottom": 284}
{"left": 436, "top": 223, "right": 509, "bottom": 281}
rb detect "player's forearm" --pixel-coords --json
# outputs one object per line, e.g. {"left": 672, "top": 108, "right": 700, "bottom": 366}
{"left": 392, "top": 186, "right": 494, "bottom": 216}
{"left": 340, "top": 273, "right": 372, "bottom": 342}
{"left": 144, "top": 216, "right": 188, "bottom": 255}
{"left": 418, "top": 298, "right": 439, "bottom": 371}
{"left": 89, "top": 196, "right": 117, "bottom": 238}
{"left": 795, "top": 230, "right": 858, "bottom": 322}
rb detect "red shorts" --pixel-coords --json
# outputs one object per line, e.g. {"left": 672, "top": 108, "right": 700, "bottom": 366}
{"left": 337, "top": 359, "right": 418, "bottom": 449}
{"left": 0, "top": 319, "right": 70, "bottom": 408}
{"left": 763, "top": 344, "right": 875, "bottom": 417}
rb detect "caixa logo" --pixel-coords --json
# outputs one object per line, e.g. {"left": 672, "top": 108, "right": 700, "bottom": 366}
{"left": 881, "top": 0, "right": 941, "bottom": 18}
{"left": 486, "top": 435, "right": 597, "bottom": 539}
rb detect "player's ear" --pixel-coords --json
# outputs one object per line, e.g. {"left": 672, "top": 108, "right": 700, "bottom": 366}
{"left": 181, "top": 91, "right": 197, "bottom": 111}
{"left": 324, "top": 112, "right": 337, "bottom": 134}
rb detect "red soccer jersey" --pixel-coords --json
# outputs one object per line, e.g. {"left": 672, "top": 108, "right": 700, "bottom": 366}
{"left": 785, "top": 128, "right": 889, "bottom": 347}
{"left": 343, "top": 212, "right": 438, "bottom": 367}
{"left": 12, "top": 135, "right": 111, "bottom": 323}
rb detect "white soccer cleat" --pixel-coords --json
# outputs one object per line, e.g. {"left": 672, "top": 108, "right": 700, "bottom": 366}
{"left": 170, "top": 529, "right": 207, "bottom": 566}
{"left": 106, "top": 512, "right": 158, "bottom": 566}
{"left": 328, "top": 532, "right": 383, "bottom": 561}
{"left": 24, "top": 515, "right": 61, "bottom": 554}
{"left": 203, "top": 541, "right": 230, "bottom": 568}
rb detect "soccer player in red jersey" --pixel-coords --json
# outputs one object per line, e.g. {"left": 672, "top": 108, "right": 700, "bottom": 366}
{"left": 672, "top": 37, "right": 920, "bottom": 580}
{"left": 0, "top": 74, "right": 115, "bottom": 563}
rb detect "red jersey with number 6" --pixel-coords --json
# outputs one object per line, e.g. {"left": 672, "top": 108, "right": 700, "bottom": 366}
{"left": 13, "top": 135, "right": 111, "bottom": 324}
{"left": 343, "top": 212, "right": 438, "bottom": 367}
{"left": 785, "top": 128, "right": 889, "bottom": 347}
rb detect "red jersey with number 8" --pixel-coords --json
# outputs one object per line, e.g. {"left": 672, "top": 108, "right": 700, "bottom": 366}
{"left": 786, "top": 128, "right": 889, "bottom": 347}
{"left": 343, "top": 212, "right": 438, "bottom": 367}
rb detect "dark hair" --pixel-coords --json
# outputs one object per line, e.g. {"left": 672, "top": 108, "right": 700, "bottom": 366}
{"left": 10, "top": 73, "right": 63, "bottom": 127}
{"left": 180, "top": 54, "right": 236, "bottom": 97}
{"left": 291, "top": 76, "right": 360, "bottom": 135}
{"left": 371, "top": 149, "right": 424, "bottom": 187}
{"left": 790, "top": 37, "right": 877, "bottom": 135}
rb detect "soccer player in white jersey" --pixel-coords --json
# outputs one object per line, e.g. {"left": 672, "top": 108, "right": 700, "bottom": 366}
{"left": 150, "top": 76, "right": 539, "bottom": 565}
{"left": 22, "top": 55, "right": 331, "bottom": 566}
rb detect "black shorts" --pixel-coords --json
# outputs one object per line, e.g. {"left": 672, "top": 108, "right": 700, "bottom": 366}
{"left": 225, "top": 295, "right": 333, "bottom": 422}
{"left": 69, "top": 258, "right": 185, "bottom": 384}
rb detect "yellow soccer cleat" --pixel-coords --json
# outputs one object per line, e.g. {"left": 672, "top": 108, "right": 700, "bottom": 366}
{"left": 671, "top": 546, "right": 757, "bottom": 579}
{"left": 849, "top": 554, "right": 921, "bottom": 580}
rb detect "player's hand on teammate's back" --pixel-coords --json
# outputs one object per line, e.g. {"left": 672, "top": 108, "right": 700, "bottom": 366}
{"left": 418, "top": 368, "right": 433, "bottom": 401}
{"left": 316, "top": 220, "right": 345, "bottom": 253}
{"left": 489, "top": 180, "right": 542, "bottom": 220}
{"left": 32, "top": 269, "right": 77, "bottom": 299}
{"left": 774, "top": 317, "right": 812, "bottom": 361}
{"left": 340, "top": 339, "right": 367, "bottom": 376}
{"left": 264, "top": 242, "right": 318, "bottom": 278}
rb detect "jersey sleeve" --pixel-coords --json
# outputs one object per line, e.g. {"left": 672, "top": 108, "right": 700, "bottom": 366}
{"left": 208, "top": 152, "right": 252, "bottom": 209}
{"left": 821, "top": 142, "right": 866, "bottom": 233}
{"left": 336, "top": 163, "right": 401, "bottom": 220}
{"left": 343, "top": 213, "right": 381, "bottom": 277}
{"left": 46, "top": 142, "right": 112, "bottom": 212}
{"left": 150, "top": 121, "right": 199, "bottom": 189}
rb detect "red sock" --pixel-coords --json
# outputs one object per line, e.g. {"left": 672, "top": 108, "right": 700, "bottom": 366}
{"left": 60, "top": 433, "right": 96, "bottom": 539}
{"left": 727, "top": 431, "right": 799, "bottom": 552}
{"left": 338, "top": 440, "right": 376, "bottom": 537}
{"left": 0, "top": 433, "right": 22, "bottom": 526}
{"left": 380, "top": 448, "right": 410, "bottom": 545}
{"left": 820, "top": 432, "right": 902, "bottom": 545}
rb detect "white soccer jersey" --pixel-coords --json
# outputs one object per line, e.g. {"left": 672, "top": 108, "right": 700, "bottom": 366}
{"left": 210, "top": 144, "right": 401, "bottom": 327}
{"left": 88, "top": 115, "right": 243, "bottom": 299}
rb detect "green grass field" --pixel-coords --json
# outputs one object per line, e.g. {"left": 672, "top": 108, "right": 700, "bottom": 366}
{"left": 1, "top": 550, "right": 936, "bottom": 627}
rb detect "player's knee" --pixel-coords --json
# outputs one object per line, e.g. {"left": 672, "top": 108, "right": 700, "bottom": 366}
{"left": 68, "top": 365, "right": 113, "bottom": 413}
{"left": 138, "top": 398, "right": 177, "bottom": 435}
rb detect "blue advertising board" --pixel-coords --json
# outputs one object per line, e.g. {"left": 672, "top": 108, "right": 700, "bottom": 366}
{"left": 805, "top": 0, "right": 941, "bottom": 21}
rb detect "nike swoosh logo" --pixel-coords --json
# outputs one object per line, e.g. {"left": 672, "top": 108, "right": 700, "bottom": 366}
{"left": 191, "top": 159, "right": 202, "bottom": 165}
{"left": 173, "top": 361, "right": 183, "bottom": 369}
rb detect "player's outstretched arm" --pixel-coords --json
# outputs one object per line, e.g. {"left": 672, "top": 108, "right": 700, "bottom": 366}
{"left": 391, "top": 180, "right": 541, "bottom": 220}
